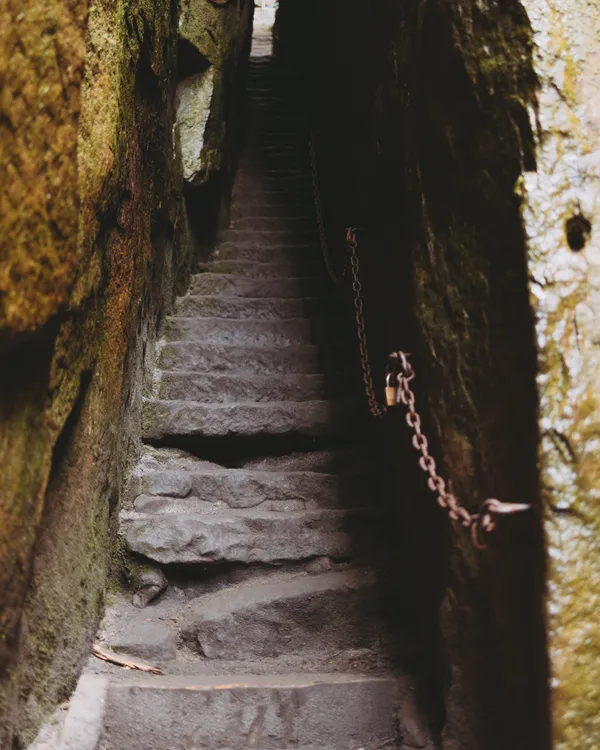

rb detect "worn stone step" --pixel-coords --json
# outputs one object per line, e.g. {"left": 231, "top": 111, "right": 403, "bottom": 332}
{"left": 163, "top": 317, "right": 339, "bottom": 346}
{"left": 221, "top": 228, "right": 315, "bottom": 247}
{"left": 175, "top": 295, "right": 326, "bottom": 320}
{"left": 156, "top": 371, "right": 331, "bottom": 403}
{"left": 133, "top": 466, "right": 349, "bottom": 511}
{"left": 121, "top": 507, "right": 357, "bottom": 564}
{"left": 187, "top": 274, "right": 321, "bottom": 299}
{"left": 214, "top": 241, "right": 317, "bottom": 263}
{"left": 229, "top": 198, "right": 314, "bottom": 216}
{"left": 141, "top": 398, "right": 343, "bottom": 440}
{"left": 96, "top": 673, "right": 402, "bottom": 750}
{"left": 157, "top": 341, "right": 339, "bottom": 374}
{"left": 229, "top": 215, "right": 314, "bottom": 231}
{"left": 180, "top": 569, "right": 379, "bottom": 659}
{"left": 197, "top": 259, "right": 323, "bottom": 278}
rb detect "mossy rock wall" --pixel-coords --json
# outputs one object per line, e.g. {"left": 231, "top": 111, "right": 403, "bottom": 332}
{"left": 0, "top": 0, "right": 249, "bottom": 745}
{"left": 274, "top": 0, "right": 600, "bottom": 746}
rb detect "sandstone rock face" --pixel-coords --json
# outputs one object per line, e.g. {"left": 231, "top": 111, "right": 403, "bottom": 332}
{"left": 176, "top": 70, "right": 216, "bottom": 184}
{"left": 520, "top": 0, "right": 600, "bottom": 745}
{"left": 0, "top": 0, "right": 251, "bottom": 745}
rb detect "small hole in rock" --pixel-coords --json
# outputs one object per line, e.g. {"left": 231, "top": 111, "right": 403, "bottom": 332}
{"left": 565, "top": 213, "right": 591, "bottom": 251}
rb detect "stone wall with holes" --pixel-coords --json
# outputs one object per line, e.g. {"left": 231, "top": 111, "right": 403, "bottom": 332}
{"left": 0, "top": 0, "right": 251, "bottom": 746}
{"left": 276, "top": 0, "right": 600, "bottom": 747}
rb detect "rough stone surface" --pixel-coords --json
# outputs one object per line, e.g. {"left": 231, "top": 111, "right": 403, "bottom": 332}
{"left": 137, "top": 467, "right": 345, "bottom": 509}
{"left": 180, "top": 569, "right": 378, "bottom": 659}
{"left": 520, "top": 0, "right": 600, "bottom": 744}
{"left": 176, "top": 69, "right": 216, "bottom": 184}
{"left": 175, "top": 293, "right": 323, "bottom": 319}
{"left": 157, "top": 371, "right": 330, "bottom": 401}
{"left": 142, "top": 398, "right": 341, "bottom": 439}
{"left": 164, "top": 316, "right": 336, "bottom": 346}
{"left": 157, "top": 340, "right": 335, "bottom": 374}
{"left": 122, "top": 508, "right": 355, "bottom": 564}
{"left": 99, "top": 674, "right": 402, "bottom": 750}
{"left": 188, "top": 272, "right": 324, "bottom": 298}
{"left": 197, "top": 258, "right": 324, "bottom": 278}
{"left": 107, "top": 619, "right": 176, "bottom": 662}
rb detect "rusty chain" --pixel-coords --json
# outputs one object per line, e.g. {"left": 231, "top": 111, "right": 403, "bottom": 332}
{"left": 387, "top": 351, "right": 531, "bottom": 548}
{"left": 308, "top": 133, "right": 531, "bottom": 548}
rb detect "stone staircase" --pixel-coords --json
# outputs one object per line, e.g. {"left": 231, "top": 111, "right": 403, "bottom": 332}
{"left": 57, "top": 30, "right": 435, "bottom": 750}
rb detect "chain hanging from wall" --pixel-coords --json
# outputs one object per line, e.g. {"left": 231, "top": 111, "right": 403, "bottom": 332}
{"left": 308, "top": 132, "right": 531, "bottom": 549}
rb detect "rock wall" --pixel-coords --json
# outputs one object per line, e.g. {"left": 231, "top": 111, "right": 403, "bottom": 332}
{"left": 273, "top": 0, "right": 600, "bottom": 747}
{"left": 520, "top": 0, "right": 600, "bottom": 746}
{"left": 0, "top": 0, "right": 251, "bottom": 746}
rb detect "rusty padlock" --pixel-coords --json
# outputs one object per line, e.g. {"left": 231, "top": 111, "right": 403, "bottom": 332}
{"left": 385, "top": 373, "right": 399, "bottom": 407}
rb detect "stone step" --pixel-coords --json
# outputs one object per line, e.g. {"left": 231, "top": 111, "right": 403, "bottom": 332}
{"left": 180, "top": 569, "right": 379, "bottom": 659}
{"left": 228, "top": 215, "right": 314, "bottom": 231}
{"left": 121, "top": 507, "right": 358, "bottom": 564}
{"left": 95, "top": 673, "right": 402, "bottom": 750}
{"left": 214, "top": 241, "right": 317, "bottom": 263}
{"left": 133, "top": 467, "right": 349, "bottom": 511}
{"left": 156, "top": 371, "right": 331, "bottom": 402}
{"left": 229, "top": 197, "right": 314, "bottom": 215}
{"left": 157, "top": 341, "right": 339, "bottom": 374}
{"left": 221, "top": 228, "right": 316, "bottom": 247}
{"left": 174, "top": 295, "right": 326, "bottom": 320}
{"left": 188, "top": 274, "right": 322, "bottom": 299}
{"left": 163, "top": 317, "right": 338, "bottom": 346}
{"left": 141, "top": 399, "right": 343, "bottom": 440}
{"left": 197, "top": 259, "right": 324, "bottom": 278}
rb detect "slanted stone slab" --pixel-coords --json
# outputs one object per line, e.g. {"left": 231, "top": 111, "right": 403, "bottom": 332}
{"left": 121, "top": 508, "right": 353, "bottom": 564}
{"left": 100, "top": 673, "right": 402, "bottom": 750}
{"left": 180, "top": 568, "right": 379, "bottom": 658}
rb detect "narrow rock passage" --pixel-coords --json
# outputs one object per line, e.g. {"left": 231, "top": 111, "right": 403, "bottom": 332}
{"left": 78, "top": 17, "right": 434, "bottom": 750}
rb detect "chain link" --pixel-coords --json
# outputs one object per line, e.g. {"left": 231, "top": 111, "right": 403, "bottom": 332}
{"left": 388, "top": 351, "right": 531, "bottom": 548}
{"left": 347, "top": 228, "right": 387, "bottom": 418}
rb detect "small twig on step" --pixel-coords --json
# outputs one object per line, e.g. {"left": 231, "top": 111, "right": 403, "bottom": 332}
{"left": 92, "top": 644, "right": 163, "bottom": 675}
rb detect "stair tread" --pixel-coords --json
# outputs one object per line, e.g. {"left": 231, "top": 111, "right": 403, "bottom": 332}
{"left": 121, "top": 506, "right": 368, "bottom": 565}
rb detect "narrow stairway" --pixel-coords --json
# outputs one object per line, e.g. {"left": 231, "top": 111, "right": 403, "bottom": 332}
{"left": 78, "top": 20, "right": 434, "bottom": 750}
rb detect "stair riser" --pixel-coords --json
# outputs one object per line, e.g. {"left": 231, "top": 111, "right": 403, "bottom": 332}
{"left": 221, "top": 230, "right": 317, "bottom": 248}
{"left": 157, "top": 342, "right": 338, "bottom": 375}
{"left": 157, "top": 371, "right": 331, "bottom": 402}
{"left": 135, "top": 469, "right": 342, "bottom": 509}
{"left": 229, "top": 216, "right": 314, "bottom": 232}
{"left": 175, "top": 295, "right": 326, "bottom": 320}
{"left": 100, "top": 677, "right": 402, "bottom": 750}
{"left": 122, "top": 508, "right": 353, "bottom": 564}
{"left": 181, "top": 571, "right": 379, "bottom": 660}
{"left": 188, "top": 274, "right": 322, "bottom": 299}
{"left": 141, "top": 400, "right": 342, "bottom": 440}
{"left": 163, "top": 317, "right": 339, "bottom": 346}
{"left": 197, "top": 259, "right": 324, "bottom": 278}
{"left": 213, "top": 243, "right": 318, "bottom": 263}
